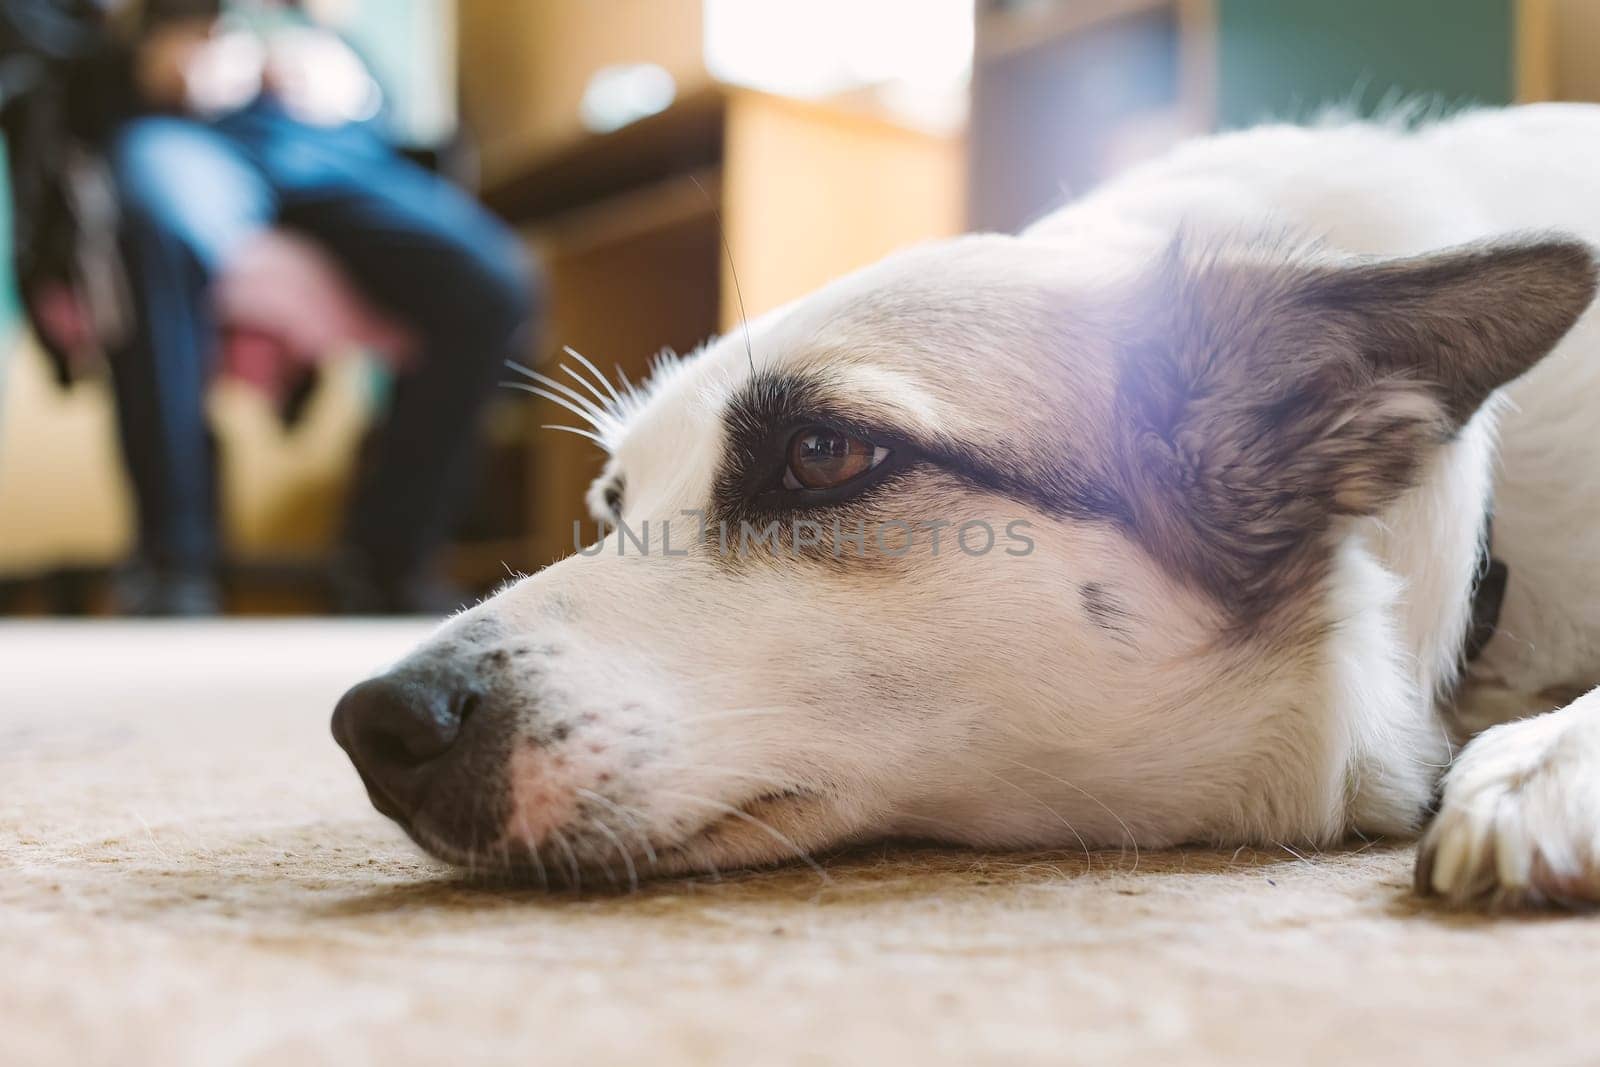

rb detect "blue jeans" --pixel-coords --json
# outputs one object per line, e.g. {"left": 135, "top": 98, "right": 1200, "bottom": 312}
{"left": 107, "top": 104, "right": 535, "bottom": 582}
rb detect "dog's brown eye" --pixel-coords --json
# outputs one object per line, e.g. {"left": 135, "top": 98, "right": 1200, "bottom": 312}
{"left": 784, "top": 427, "right": 888, "bottom": 490}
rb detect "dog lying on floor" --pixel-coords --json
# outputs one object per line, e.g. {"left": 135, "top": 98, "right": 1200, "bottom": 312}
{"left": 333, "top": 104, "right": 1600, "bottom": 909}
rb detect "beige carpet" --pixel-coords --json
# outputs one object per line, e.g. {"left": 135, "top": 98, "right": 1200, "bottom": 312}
{"left": 3, "top": 621, "right": 1597, "bottom": 1066}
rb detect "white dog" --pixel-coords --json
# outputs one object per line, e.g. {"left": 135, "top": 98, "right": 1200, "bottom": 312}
{"left": 333, "top": 104, "right": 1600, "bottom": 909}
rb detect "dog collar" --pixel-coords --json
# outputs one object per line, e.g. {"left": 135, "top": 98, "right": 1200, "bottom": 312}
{"left": 1463, "top": 512, "right": 1507, "bottom": 663}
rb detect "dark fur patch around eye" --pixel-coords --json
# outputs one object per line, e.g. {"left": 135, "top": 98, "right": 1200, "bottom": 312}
{"left": 709, "top": 371, "right": 1122, "bottom": 562}
{"left": 711, "top": 373, "right": 842, "bottom": 526}
{"left": 706, "top": 374, "right": 912, "bottom": 564}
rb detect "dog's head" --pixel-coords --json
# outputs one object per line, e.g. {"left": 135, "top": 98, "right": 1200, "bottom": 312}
{"left": 333, "top": 232, "right": 1596, "bottom": 883}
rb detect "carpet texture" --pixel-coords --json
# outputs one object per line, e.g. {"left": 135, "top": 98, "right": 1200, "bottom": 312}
{"left": 3, "top": 620, "right": 1597, "bottom": 1066}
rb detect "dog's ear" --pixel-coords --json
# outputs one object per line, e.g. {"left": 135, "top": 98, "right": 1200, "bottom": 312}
{"left": 1114, "top": 236, "right": 1597, "bottom": 621}
{"left": 1296, "top": 238, "right": 1599, "bottom": 423}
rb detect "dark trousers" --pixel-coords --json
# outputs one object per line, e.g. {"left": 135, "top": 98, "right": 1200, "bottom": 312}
{"left": 106, "top": 103, "right": 534, "bottom": 583}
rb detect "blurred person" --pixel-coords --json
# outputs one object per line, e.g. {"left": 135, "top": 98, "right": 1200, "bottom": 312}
{"left": 5, "top": 0, "right": 536, "bottom": 615}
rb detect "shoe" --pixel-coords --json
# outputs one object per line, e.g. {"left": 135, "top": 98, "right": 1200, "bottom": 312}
{"left": 110, "top": 560, "right": 223, "bottom": 617}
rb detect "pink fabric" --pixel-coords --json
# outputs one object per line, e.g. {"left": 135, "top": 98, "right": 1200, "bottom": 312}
{"left": 213, "top": 230, "right": 416, "bottom": 403}
{"left": 29, "top": 282, "right": 100, "bottom": 377}
{"left": 29, "top": 229, "right": 415, "bottom": 408}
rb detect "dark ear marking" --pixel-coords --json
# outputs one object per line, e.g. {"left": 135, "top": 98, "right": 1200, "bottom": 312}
{"left": 1113, "top": 234, "right": 1597, "bottom": 628}
{"left": 1301, "top": 237, "right": 1599, "bottom": 423}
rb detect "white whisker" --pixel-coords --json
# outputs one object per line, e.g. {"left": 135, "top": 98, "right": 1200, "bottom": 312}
{"left": 559, "top": 363, "right": 616, "bottom": 414}
{"left": 996, "top": 755, "right": 1141, "bottom": 872}
{"left": 576, "top": 789, "right": 659, "bottom": 867}
{"left": 658, "top": 789, "right": 832, "bottom": 885}
{"left": 539, "top": 423, "right": 609, "bottom": 447}
{"left": 614, "top": 363, "right": 641, "bottom": 405}
{"left": 587, "top": 814, "right": 639, "bottom": 892}
{"left": 650, "top": 762, "right": 797, "bottom": 792}
{"left": 550, "top": 827, "right": 583, "bottom": 889}
{"left": 512, "top": 800, "right": 550, "bottom": 891}
{"left": 501, "top": 382, "right": 608, "bottom": 430}
{"left": 979, "top": 767, "right": 1093, "bottom": 870}
{"left": 562, "top": 344, "right": 624, "bottom": 406}
{"left": 510, "top": 364, "right": 614, "bottom": 423}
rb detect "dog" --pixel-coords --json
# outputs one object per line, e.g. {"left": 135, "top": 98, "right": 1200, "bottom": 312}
{"left": 333, "top": 103, "right": 1600, "bottom": 909}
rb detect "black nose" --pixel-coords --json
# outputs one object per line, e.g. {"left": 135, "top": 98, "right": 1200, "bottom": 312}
{"left": 331, "top": 673, "right": 478, "bottom": 823}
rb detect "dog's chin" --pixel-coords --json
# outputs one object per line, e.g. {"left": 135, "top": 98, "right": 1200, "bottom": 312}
{"left": 404, "top": 789, "right": 849, "bottom": 890}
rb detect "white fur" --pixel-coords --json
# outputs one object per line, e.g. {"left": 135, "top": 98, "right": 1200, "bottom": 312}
{"left": 376, "top": 105, "right": 1600, "bottom": 904}
{"left": 1420, "top": 688, "right": 1600, "bottom": 906}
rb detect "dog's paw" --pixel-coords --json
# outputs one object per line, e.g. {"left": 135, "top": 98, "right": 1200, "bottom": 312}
{"left": 1416, "top": 693, "right": 1600, "bottom": 909}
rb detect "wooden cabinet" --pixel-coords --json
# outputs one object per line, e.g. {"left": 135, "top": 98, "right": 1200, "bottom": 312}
{"left": 456, "top": 0, "right": 712, "bottom": 186}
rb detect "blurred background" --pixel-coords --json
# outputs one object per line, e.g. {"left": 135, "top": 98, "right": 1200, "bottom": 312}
{"left": 0, "top": 0, "right": 1596, "bottom": 616}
